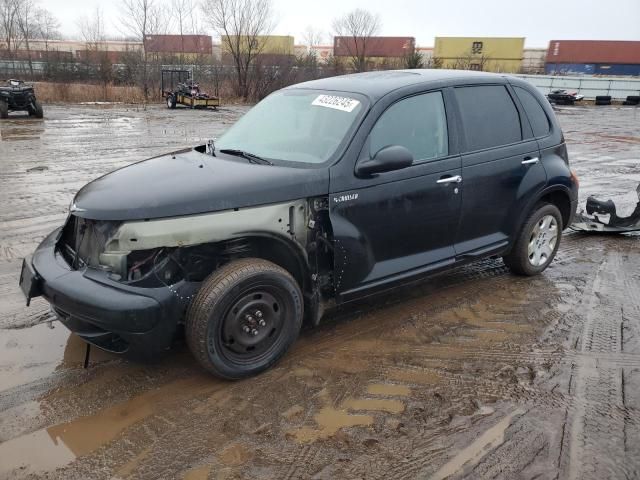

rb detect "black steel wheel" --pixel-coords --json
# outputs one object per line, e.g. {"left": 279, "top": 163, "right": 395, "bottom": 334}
{"left": 0, "top": 100, "right": 7, "bottom": 119}
{"left": 186, "top": 258, "right": 303, "bottom": 379}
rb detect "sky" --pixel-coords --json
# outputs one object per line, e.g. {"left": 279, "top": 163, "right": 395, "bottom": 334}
{"left": 48, "top": 0, "right": 640, "bottom": 48}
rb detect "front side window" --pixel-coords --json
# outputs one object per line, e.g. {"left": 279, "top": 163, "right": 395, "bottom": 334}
{"left": 455, "top": 85, "right": 522, "bottom": 151}
{"left": 216, "top": 89, "right": 367, "bottom": 165}
{"left": 369, "top": 91, "right": 449, "bottom": 163}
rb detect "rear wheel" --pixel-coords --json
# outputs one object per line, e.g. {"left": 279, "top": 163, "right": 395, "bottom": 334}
{"left": 0, "top": 100, "right": 7, "bottom": 119}
{"left": 503, "top": 203, "right": 562, "bottom": 276}
{"left": 186, "top": 258, "right": 303, "bottom": 379}
{"left": 167, "top": 94, "right": 176, "bottom": 109}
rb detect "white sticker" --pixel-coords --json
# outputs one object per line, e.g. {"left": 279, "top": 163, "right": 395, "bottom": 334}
{"left": 312, "top": 94, "right": 360, "bottom": 112}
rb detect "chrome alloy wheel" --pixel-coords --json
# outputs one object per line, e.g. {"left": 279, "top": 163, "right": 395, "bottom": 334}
{"left": 528, "top": 214, "right": 558, "bottom": 267}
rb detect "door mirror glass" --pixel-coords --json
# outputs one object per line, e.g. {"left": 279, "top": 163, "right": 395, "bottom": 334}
{"left": 356, "top": 145, "right": 413, "bottom": 176}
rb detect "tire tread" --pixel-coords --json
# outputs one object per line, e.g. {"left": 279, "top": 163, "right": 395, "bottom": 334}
{"left": 186, "top": 258, "right": 302, "bottom": 379}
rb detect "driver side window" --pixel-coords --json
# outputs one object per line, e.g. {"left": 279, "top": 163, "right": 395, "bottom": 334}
{"left": 370, "top": 91, "right": 449, "bottom": 163}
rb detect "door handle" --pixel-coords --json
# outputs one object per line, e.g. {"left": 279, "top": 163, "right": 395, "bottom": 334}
{"left": 437, "top": 175, "right": 462, "bottom": 184}
{"left": 522, "top": 157, "right": 539, "bottom": 165}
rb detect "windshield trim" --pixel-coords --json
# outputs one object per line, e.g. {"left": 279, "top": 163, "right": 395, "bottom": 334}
{"left": 218, "top": 88, "right": 371, "bottom": 169}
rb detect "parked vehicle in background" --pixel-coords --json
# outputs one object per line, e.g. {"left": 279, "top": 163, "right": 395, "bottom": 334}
{"left": 0, "top": 79, "right": 43, "bottom": 119}
{"left": 19, "top": 70, "right": 578, "bottom": 379}
{"left": 161, "top": 69, "right": 220, "bottom": 110}
{"left": 547, "top": 89, "right": 584, "bottom": 105}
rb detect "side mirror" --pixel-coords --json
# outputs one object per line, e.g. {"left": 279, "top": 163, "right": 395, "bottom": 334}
{"left": 356, "top": 145, "right": 414, "bottom": 177}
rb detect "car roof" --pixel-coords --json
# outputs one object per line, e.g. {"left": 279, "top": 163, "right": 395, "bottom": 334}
{"left": 287, "top": 69, "right": 510, "bottom": 101}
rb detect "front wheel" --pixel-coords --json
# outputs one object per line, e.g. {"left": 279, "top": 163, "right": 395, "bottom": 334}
{"left": 30, "top": 100, "right": 43, "bottom": 118}
{"left": 186, "top": 258, "right": 303, "bottom": 379}
{"left": 0, "top": 100, "right": 7, "bottom": 119}
{"left": 166, "top": 94, "right": 176, "bottom": 109}
{"left": 503, "top": 203, "right": 562, "bottom": 276}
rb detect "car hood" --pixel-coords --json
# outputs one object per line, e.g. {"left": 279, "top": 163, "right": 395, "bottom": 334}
{"left": 72, "top": 148, "right": 330, "bottom": 220}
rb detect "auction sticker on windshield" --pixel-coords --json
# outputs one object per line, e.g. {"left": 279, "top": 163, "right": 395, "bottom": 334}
{"left": 312, "top": 95, "right": 360, "bottom": 112}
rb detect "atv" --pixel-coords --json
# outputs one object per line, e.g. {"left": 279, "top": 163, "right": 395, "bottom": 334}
{"left": 0, "top": 79, "right": 43, "bottom": 119}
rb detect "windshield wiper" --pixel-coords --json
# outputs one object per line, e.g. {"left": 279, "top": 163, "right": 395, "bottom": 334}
{"left": 219, "top": 148, "right": 273, "bottom": 165}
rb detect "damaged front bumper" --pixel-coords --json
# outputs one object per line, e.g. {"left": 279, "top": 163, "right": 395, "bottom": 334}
{"left": 19, "top": 228, "right": 191, "bottom": 359}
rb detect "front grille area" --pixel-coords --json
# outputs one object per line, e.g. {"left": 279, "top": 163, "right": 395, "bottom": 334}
{"left": 58, "top": 215, "right": 120, "bottom": 269}
{"left": 10, "top": 92, "right": 30, "bottom": 108}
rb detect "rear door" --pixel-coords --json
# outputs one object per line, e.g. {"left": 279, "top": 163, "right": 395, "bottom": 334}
{"left": 452, "top": 84, "right": 547, "bottom": 256}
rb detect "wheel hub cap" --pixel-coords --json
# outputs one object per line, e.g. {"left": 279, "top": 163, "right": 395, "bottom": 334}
{"left": 528, "top": 214, "right": 558, "bottom": 267}
{"left": 222, "top": 291, "right": 282, "bottom": 356}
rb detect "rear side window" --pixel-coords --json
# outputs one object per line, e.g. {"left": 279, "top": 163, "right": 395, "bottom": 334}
{"left": 455, "top": 85, "right": 522, "bottom": 151}
{"left": 513, "top": 86, "right": 550, "bottom": 137}
{"left": 370, "top": 91, "right": 448, "bottom": 162}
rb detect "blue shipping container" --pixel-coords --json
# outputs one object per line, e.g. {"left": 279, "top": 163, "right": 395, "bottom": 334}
{"left": 594, "top": 64, "right": 640, "bottom": 76}
{"left": 545, "top": 63, "right": 596, "bottom": 75}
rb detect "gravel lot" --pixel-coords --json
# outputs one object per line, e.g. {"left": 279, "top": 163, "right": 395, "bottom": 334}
{"left": 0, "top": 103, "right": 639, "bottom": 480}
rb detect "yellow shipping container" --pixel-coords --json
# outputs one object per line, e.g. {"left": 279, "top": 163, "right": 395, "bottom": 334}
{"left": 222, "top": 35, "right": 294, "bottom": 55}
{"left": 433, "top": 37, "right": 524, "bottom": 73}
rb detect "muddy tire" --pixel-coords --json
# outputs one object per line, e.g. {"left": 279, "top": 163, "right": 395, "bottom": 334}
{"left": 0, "top": 100, "right": 7, "bottom": 119}
{"left": 186, "top": 258, "right": 303, "bottom": 379}
{"left": 167, "top": 95, "right": 176, "bottom": 109}
{"left": 29, "top": 100, "right": 43, "bottom": 118}
{"left": 503, "top": 203, "right": 562, "bottom": 276}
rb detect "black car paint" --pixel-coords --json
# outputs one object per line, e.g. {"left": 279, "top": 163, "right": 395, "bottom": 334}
{"left": 22, "top": 70, "right": 578, "bottom": 358}
{"left": 327, "top": 74, "right": 575, "bottom": 300}
{"left": 73, "top": 150, "right": 329, "bottom": 220}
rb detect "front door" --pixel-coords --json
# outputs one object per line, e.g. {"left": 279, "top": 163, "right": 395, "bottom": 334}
{"left": 329, "top": 90, "right": 462, "bottom": 299}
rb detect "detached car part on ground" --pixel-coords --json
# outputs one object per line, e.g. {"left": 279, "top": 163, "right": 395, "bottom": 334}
{"left": 0, "top": 79, "right": 43, "bottom": 119}
{"left": 571, "top": 183, "right": 640, "bottom": 233}
{"left": 547, "top": 89, "right": 584, "bottom": 106}
{"left": 20, "top": 70, "right": 578, "bottom": 379}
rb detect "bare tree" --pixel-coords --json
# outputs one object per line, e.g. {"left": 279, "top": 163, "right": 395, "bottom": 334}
{"left": 119, "top": 0, "right": 165, "bottom": 99}
{"left": 449, "top": 51, "right": 492, "bottom": 71}
{"left": 0, "top": 0, "right": 19, "bottom": 58}
{"left": 302, "top": 25, "right": 323, "bottom": 51}
{"left": 35, "top": 6, "right": 60, "bottom": 50}
{"left": 201, "top": 0, "right": 275, "bottom": 100}
{"left": 77, "top": 7, "right": 113, "bottom": 97}
{"left": 332, "top": 8, "right": 381, "bottom": 72}
{"left": 15, "top": 0, "right": 38, "bottom": 75}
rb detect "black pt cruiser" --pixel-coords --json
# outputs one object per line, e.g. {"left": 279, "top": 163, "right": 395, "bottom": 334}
{"left": 20, "top": 70, "right": 579, "bottom": 379}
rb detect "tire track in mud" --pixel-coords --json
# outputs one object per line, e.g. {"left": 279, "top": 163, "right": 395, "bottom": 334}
{"left": 559, "top": 250, "right": 640, "bottom": 480}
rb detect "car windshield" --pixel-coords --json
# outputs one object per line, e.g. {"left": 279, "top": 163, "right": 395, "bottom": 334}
{"left": 216, "top": 89, "right": 367, "bottom": 165}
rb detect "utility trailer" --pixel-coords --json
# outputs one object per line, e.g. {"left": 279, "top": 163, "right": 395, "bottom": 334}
{"left": 161, "top": 69, "right": 220, "bottom": 110}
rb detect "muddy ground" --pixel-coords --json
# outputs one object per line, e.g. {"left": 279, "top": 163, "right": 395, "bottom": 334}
{"left": 0, "top": 104, "right": 639, "bottom": 480}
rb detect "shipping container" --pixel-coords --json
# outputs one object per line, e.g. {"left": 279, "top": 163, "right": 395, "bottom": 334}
{"left": 545, "top": 63, "right": 596, "bottom": 75}
{"left": 144, "top": 35, "right": 212, "bottom": 55}
{"left": 433, "top": 37, "right": 524, "bottom": 73}
{"left": 594, "top": 64, "right": 640, "bottom": 76}
{"left": 221, "top": 35, "right": 294, "bottom": 56}
{"left": 546, "top": 40, "right": 640, "bottom": 65}
{"left": 333, "top": 36, "right": 415, "bottom": 58}
{"left": 522, "top": 48, "right": 546, "bottom": 74}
